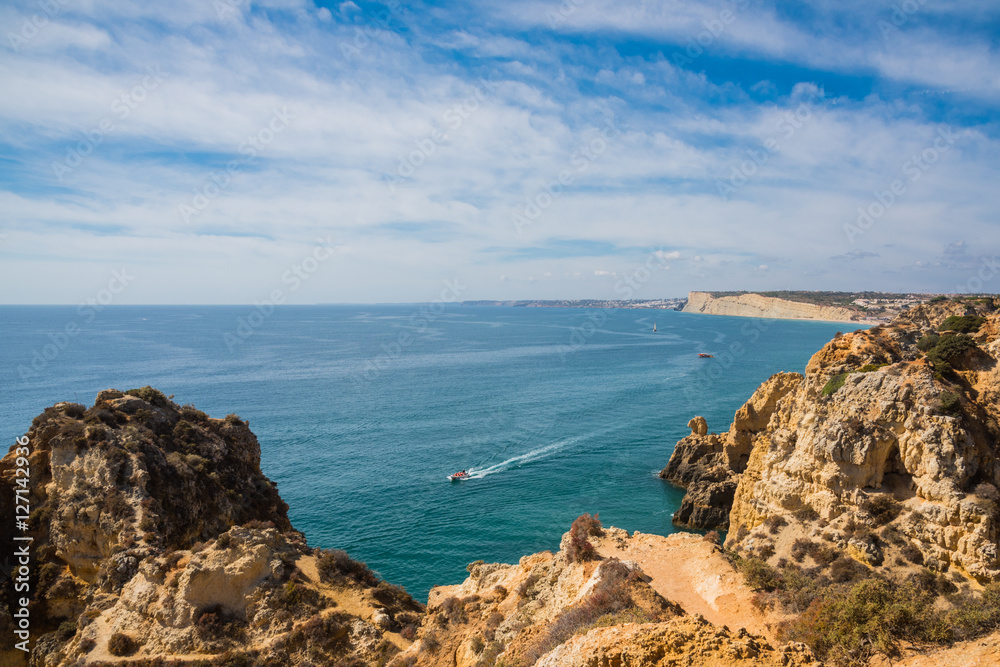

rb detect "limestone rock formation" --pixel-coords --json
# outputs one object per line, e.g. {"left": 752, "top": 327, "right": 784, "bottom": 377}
{"left": 665, "top": 297, "right": 1000, "bottom": 582}
{"left": 660, "top": 373, "right": 802, "bottom": 529}
{"left": 683, "top": 291, "right": 859, "bottom": 322}
{"left": 534, "top": 618, "right": 820, "bottom": 667}
{"left": 0, "top": 388, "right": 422, "bottom": 667}
{"left": 389, "top": 523, "right": 818, "bottom": 667}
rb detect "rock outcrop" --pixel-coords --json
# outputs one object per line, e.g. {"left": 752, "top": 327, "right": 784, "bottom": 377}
{"left": 0, "top": 388, "right": 422, "bottom": 667}
{"left": 534, "top": 618, "right": 819, "bottom": 667}
{"left": 390, "top": 523, "right": 818, "bottom": 667}
{"left": 660, "top": 374, "right": 802, "bottom": 529}
{"left": 683, "top": 291, "right": 860, "bottom": 322}
{"left": 664, "top": 297, "right": 1000, "bottom": 582}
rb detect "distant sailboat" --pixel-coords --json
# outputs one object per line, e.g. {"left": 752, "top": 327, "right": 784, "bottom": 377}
{"left": 653, "top": 322, "right": 657, "bottom": 332}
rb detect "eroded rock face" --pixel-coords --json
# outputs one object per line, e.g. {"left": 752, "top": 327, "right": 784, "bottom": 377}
{"left": 534, "top": 618, "right": 820, "bottom": 667}
{"left": 683, "top": 291, "right": 858, "bottom": 322}
{"left": 0, "top": 389, "right": 422, "bottom": 667}
{"left": 668, "top": 299, "right": 1000, "bottom": 581}
{"left": 392, "top": 524, "right": 818, "bottom": 667}
{"left": 660, "top": 373, "right": 803, "bottom": 530}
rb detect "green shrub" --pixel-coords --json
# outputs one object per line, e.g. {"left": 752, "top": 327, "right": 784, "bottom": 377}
{"left": 829, "top": 557, "right": 867, "bottom": 583}
{"left": 372, "top": 580, "right": 411, "bottom": 607}
{"left": 790, "top": 539, "right": 836, "bottom": 565}
{"left": 279, "top": 581, "right": 302, "bottom": 609}
{"left": 774, "top": 572, "right": 1000, "bottom": 666}
{"left": 764, "top": 515, "right": 788, "bottom": 535}
{"left": 948, "top": 582, "right": 1000, "bottom": 638}
{"left": 794, "top": 505, "right": 820, "bottom": 522}
{"left": 938, "top": 391, "right": 962, "bottom": 416}
{"left": 125, "top": 386, "right": 170, "bottom": 408}
{"left": 62, "top": 403, "right": 86, "bottom": 419}
{"left": 180, "top": 404, "right": 210, "bottom": 421}
{"left": 938, "top": 315, "right": 986, "bottom": 333}
{"left": 56, "top": 620, "right": 77, "bottom": 641}
{"left": 108, "top": 632, "right": 139, "bottom": 657}
{"left": 864, "top": 495, "right": 900, "bottom": 525}
{"left": 822, "top": 373, "right": 849, "bottom": 396}
{"left": 317, "top": 549, "right": 379, "bottom": 587}
{"left": 929, "top": 296, "right": 948, "bottom": 303}
{"left": 857, "top": 363, "right": 888, "bottom": 373}
{"left": 812, "top": 579, "right": 911, "bottom": 664}
{"left": 736, "top": 557, "right": 782, "bottom": 592}
{"left": 916, "top": 333, "right": 940, "bottom": 351}
{"left": 925, "top": 334, "right": 977, "bottom": 367}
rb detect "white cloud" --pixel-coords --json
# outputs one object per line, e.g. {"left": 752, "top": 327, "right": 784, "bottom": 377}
{"left": 0, "top": 0, "right": 997, "bottom": 303}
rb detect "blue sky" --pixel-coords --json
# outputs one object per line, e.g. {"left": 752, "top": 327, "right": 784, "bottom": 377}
{"left": 1, "top": 0, "right": 998, "bottom": 303}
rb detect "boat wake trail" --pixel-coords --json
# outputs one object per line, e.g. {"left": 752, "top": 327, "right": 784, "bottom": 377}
{"left": 467, "top": 432, "right": 600, "bottom": 479}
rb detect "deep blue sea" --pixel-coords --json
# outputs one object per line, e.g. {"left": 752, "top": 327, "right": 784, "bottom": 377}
{"left": 0, "top": 305, "right": 854, "bottom": 600}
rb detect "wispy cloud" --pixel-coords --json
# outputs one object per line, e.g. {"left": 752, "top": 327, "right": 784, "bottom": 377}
{"left": 0, "top": 0, "right": 997, "bottom": 303}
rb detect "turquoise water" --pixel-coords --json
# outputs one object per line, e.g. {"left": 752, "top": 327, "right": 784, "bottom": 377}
{"left": 0, "top": 305, "right": 853, "bottom": 600}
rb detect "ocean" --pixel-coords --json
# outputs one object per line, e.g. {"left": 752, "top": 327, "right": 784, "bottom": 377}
{"left": 0, "top": 305, "right": 853, "bottom": 600}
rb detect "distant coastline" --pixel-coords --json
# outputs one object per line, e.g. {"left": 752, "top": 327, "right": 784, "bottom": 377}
{"left": 464, "top": 291, "right": 966, "bottom": 325}
{"left": 461, "top": 298, "right": 687, "bottom": 310}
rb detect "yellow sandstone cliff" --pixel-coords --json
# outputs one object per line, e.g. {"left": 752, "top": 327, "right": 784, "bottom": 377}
{"left": 666, "top": 298, "right": 1000, "bottom": 581}
{"left": 683, "top": 291, "right": 860, "bottom": 322}
{"left": 0, "top": 389, "right": 422, "bottom": 667}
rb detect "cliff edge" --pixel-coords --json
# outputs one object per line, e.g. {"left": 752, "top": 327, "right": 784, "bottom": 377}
{"left": 663, "top": 296, "right": 1000, "bottom": 664}
{"left": 0, "top": 388, "right": 422, "bottom": 667}
{"left": 683, "top": 291, "right": 860, "bottom": 322}
{"left": 666, "top": 297, "right": 1000, "bottom": 576}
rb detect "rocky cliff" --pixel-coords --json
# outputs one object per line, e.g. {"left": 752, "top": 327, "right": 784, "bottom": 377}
{"left": 0, "top": 388, "right": 422, "bottom": 667}
{"left": 683, "top": 291, "right": 860, "bottom": 322}
{"left": 388, "top": 522, "right": 818, "bottom": 667}
{"left": 664, "top": 297, "right": 1000, "bottom": 580}
{"left": 660, "top": 373, "right": 803, "bottom": 530}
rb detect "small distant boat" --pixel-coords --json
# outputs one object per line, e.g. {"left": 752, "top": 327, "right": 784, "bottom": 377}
{"left": 448, "top": 471, "right": 471, "bottom": 481}
{"left": 698, "top": 353, "right": 714, "bottom": 358}
{"left": 653, "top": 322, "right": 657, "bottom": 332}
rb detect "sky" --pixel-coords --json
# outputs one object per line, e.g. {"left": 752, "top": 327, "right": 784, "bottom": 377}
{"left": 1, "top": 0, "right": 999, "bottom": 304}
